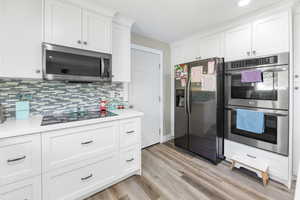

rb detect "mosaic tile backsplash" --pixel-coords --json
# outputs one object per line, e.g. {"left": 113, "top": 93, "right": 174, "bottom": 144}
{"left": 0, "top": 79, "right": 127, "bottom": 119}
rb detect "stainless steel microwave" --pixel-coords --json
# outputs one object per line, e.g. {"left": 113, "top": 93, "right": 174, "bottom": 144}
{"left": 42, "top": 43, "right": 112, "bottom": 82}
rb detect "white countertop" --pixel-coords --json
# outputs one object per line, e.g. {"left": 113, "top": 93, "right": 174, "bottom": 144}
{"left": 0, "top": 109, "right": 143, "bottom": 139}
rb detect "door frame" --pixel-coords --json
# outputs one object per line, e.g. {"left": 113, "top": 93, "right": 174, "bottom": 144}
{"left": 131, "top": 44, "right": 164, "bottom": 144}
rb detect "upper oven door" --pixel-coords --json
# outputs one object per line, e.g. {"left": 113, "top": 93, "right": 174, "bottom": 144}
{"left": 225, "top": 65, "right": 289, "bottom": 110}
{"left": 43, "top": 43, "right": 112, "bottom": 82}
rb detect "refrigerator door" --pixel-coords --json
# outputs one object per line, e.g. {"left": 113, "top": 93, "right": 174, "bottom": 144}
{"left": 174, "top": 64, "right": 189, "bottom": 150}
{"left": 188, "top": 58, "right": 224, "bottom": 163}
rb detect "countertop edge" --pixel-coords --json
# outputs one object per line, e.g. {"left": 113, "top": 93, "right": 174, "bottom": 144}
{"left": 0, "top": 110, "right": 144, "bottom": 140}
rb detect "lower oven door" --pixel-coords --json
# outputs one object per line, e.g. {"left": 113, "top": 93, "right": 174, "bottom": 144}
{"left": 225, "top": 65, "right": 289, "bottom": 110}
{"left": 225, "top": 106, "right": 289, "bottom": 156}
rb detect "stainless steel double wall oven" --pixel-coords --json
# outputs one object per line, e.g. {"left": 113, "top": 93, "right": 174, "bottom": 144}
{"left": 224, "top": 53, "right": 289, "bottom": 156}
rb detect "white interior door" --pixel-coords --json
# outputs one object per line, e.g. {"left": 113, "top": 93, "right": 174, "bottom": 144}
{"left": 130, "top": 48, "right": 161, "bottom": 148}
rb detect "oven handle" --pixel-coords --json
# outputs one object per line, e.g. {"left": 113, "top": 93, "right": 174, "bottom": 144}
{"left": 225, "top": 106, "right": 288, "bottom": 117}
{"left": 225, "top": 66, "right": 288, "bottom": 75}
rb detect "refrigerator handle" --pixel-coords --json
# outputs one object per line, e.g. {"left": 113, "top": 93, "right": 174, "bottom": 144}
{"left": 184, "top": 79, "right": 188, "bottom": 115}
{"left": 187, "top": 78, "right": 191, "bottom": 115}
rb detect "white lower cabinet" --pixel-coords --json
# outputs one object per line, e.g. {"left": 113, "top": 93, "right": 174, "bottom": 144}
{"left": 224, "top": 139, "right": 289, "bottom": 184}
{"left": 0, "top": 117, "right": 142, "bottom": 200}
{"left": 0, "top": 176, "right": 41, "bottom": 200}
{"left": 120, "top": 146, "right": 140, "bottom": 177}
{"left": 42, "top": 121, "right": 119, "bottom": 172}
{"left": 0, "top": 135, "right": 41, "bottom": 186}
{"left": 43, "top": 153, "right": 119, "bottom": 200}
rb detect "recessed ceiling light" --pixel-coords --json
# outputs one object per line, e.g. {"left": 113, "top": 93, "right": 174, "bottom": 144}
{"left": 238, "top": 0, "right": 251, "bottom": 7}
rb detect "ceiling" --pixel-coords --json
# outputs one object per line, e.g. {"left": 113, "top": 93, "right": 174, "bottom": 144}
{"left": 94, "top": 0, "right": 286, "bottom": 43}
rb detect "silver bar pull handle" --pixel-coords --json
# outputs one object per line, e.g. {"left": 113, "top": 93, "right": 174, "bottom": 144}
{"left": 126, "top": 130, "right": 135, "bottom": 134}
{"left": 126, "top": 158, "right": 134, "bottom": 162}
{"left": 81, "top": 174, "right": 93, "bottom": 181}
{"left": 81, "top": 140, "right": 94, "bottom": 145}
{"left": 247, "top": 154, "right": 257, "bottom": 159}
{"left": 7, "top": 155, "right": 26, "bottom": 163}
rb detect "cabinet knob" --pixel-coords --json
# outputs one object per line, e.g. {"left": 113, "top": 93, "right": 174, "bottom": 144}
{"left": 295, "top": 86, "right": 299, "bottom": 90}
{"left": 252, "top": 50, "right": 256, "bottom": 55}
{"left": 77, "top": 40, "right": 82, "bottom": 44}
{"left": 83, "top": 41, "right": 87, "bottom": 45}
{"left": 246, "top": 51, "right": 250, "bottom": 56}
{"left": 295, "top": 74, "right": 299, "bottom": 79}
{"left": 35, "top": 69, "right": 41, "bottom": 74}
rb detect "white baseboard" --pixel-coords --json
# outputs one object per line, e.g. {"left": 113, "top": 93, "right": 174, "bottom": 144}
{"left": 162, "top": 134, "right": 174, "bottom": 143}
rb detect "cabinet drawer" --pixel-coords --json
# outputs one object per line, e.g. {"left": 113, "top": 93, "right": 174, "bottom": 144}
{"left": 43, "top": 153, "right": 118, "bottom": 200}
{"left": 0, "top": 176, "right": 41, "bottom": 200}
{"left": 42, "top": 121, "right": 119, "bottom": 172}
{"left": 0, "top": 135, "right": 41, "bottom": 185}
{"left": 120, "top": 118, "right": 140, "bottom": 148}
{"left": 225, "top": 140, "right": 288, "bottom": 182}
{"left": 120, "top": 146, "right": 140, "bottom": 176}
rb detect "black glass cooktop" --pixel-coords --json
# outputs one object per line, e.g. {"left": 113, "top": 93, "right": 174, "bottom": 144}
{"left": 41, "top": 111, "right": 118, "bottom": 126}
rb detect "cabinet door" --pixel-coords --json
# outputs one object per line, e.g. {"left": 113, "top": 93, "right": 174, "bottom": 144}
{"left": 172, "top": 45, "right": 185, "bottom": 65}
{"left": 44, "top": 0, "right": 82, "bottom": 49}
{"left": 82, "top": 10, "right": 112, "bottom": 53}
{"left": 112, "top": 23, "right": 131, "bottom": 82}
{"left": 252, "top": 12, "right": 289, "bottom": 56}
{"left": 0, "top": 134, "right": 41, "bottom": 186}
{"left": 0, "top": 0, "right": 42, "bottom": 79}
{"left": 0, "top": 176, "right": 41, "bottom": 200}
{"left": 42, "top": 121, "right": 119, "bottom": 172}
{"left": 43, "top": 154, "right": 118, "bottom": 200}
{"left": 224, "top": 24, "right": 252, "bottom": 61}
{"left": 199, "top": 34, "right": 223, "bottom": 59}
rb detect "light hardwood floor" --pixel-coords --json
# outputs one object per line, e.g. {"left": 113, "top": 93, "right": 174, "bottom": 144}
{"left": 86, "top": 142, "right": 295, "bottom": 200}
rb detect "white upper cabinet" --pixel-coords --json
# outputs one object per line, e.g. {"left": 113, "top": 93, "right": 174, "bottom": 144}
{"left": 0, "top": 0, "right": 43, "bottom": 79}
{"left": 112, "top": 21, "right": 132, "bottom": 82}
{"left": 44, "top": 0, "right": 114, "bottom": 53}
{"left": 199, "top": 34, "right": 223, "bottom": 59}
{"left": 224, "top": 12, "right": 289, "bottom": 61}
{"left": 44, "top": 0, "right": 82, "bottom": 49}
{"left": 82, "top": 10, "right": 112, "bottom": 54}
{"left": 224, "top": 24, "right": 252, "bottom": 61}
{"left": 252, "top": 12, "right": 289, "bottom": 57}
{"left": 172, "top": 44, "right": 185, "bottom": 65}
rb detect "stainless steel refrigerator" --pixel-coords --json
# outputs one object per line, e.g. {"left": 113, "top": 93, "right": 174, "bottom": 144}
{"left": 174, "top": 58, "right": 224, "bottom": 164}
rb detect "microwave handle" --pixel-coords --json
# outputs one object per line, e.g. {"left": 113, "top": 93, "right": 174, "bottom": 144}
{"left": 100, "top": 58, "right": 105, "bottom": 77}
{"left": 225, "top": 107, "right": 288, "bottom": 117}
